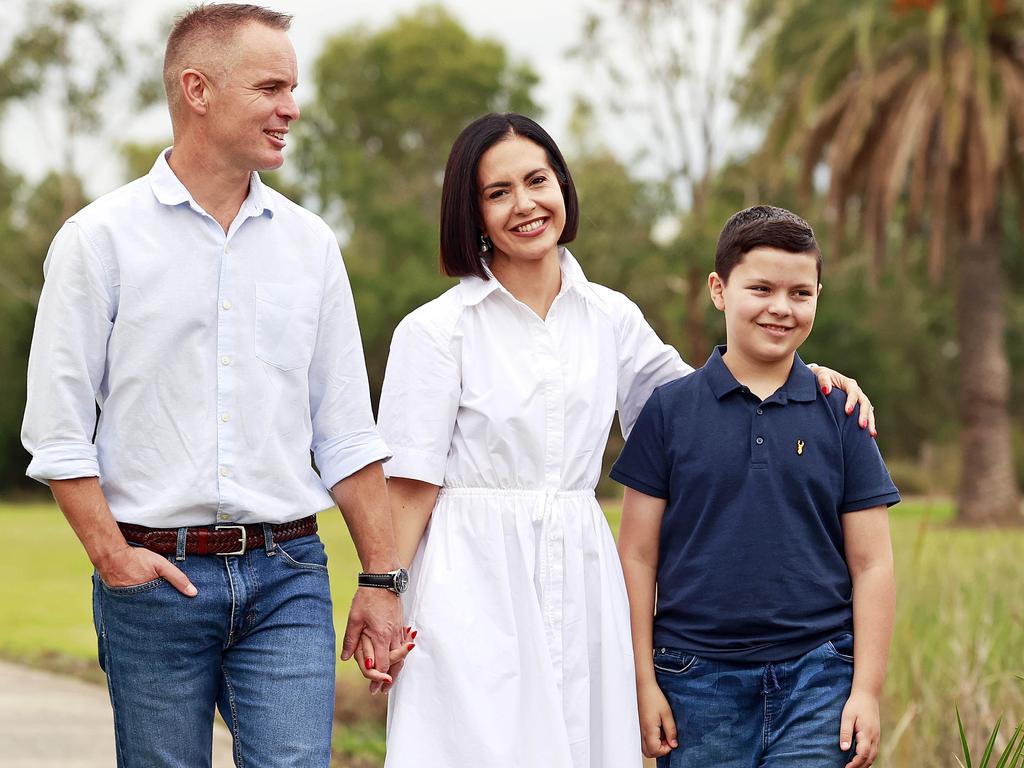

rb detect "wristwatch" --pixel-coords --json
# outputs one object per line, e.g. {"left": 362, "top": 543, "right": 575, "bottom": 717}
{"left": 357, "top": 567, "right": 409, "bottom": 594}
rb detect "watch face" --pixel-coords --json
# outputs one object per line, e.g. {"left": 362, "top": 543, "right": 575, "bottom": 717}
{"left": 394, "top": 568, "right": 409, "bottom": 594}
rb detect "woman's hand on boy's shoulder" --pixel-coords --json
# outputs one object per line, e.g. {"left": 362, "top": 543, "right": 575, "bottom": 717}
{"left": 810, "top": 364, "right": 877, "bottom": 437}
{"left": 840, "top": 688, "right": 881, "bottom": 768}
{"left": 637, "top": 681, "right": 679, "bottom": 758}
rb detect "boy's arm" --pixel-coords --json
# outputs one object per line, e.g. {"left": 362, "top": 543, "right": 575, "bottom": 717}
{"left": 618, "top": 487, "right": 679, "bottom": 758}
{"left": 839, "top": 506, "right": 895, "bottom": 768}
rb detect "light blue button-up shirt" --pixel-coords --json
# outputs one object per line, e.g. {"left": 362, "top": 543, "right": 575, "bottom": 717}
{"left": 22, "top": 150, "right": 389, "bottom": 526}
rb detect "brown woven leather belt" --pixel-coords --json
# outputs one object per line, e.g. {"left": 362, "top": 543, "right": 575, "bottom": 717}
{"left": 117, "top": 515, "right": 318, "bottom": 556}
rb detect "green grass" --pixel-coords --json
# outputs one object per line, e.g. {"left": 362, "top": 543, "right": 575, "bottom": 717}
{"left": 2, "top": 498, "right": 1021, "bottom": 767}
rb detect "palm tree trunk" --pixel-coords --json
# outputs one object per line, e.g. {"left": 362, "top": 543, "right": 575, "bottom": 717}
{"left": 955, "top": 224, "right": 1021, "bottom": 525}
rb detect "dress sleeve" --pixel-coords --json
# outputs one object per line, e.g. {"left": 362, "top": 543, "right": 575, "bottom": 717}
{"left": 22, "top": 222, "right": 115, "bottom": 484}
{"left": 615, "top": 297, "right": 693, "bottom": 439}
{"left": 377, "top": 309, "right": 461, "bottom": 486}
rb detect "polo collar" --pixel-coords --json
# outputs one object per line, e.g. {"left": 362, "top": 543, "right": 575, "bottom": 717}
{"left": 704, "top": 346, "right": 818, "bottom": 403}
{"left": 458, "top": 247, "right": 587, "bottom": 307}
{"left": 147, "top": 148, "right": 276, "bottom": 218}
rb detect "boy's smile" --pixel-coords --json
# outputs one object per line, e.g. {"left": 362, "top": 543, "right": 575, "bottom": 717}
{"left": 709, "top": 246, "right": 821, "bottom": 374}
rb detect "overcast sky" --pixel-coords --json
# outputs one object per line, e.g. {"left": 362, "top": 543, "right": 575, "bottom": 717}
{"left": 2, "top": 0, "right": 749, "bottom": 200}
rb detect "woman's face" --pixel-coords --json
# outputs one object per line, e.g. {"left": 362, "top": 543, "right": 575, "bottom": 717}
{"left": 477, "top": 135, "right": 566, "bottom": 267}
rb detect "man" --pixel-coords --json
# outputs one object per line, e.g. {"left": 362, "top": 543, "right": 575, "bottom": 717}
{"left": 21, "top": 5, "right": 408, "bottom": 766}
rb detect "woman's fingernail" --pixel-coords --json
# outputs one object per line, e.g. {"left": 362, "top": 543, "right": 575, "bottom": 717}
{"left": 846, "top": 405, "right": 854, "bottom": 415}
{"left": 407, "top": 643, "right": 415, "bottom": 651}
{"left": 404, "top": 626, "right": 411, "bottom": 633}
{"left": 859, "top": 418, "right": 867, "bottom": 428}
{"left": 366, "top": 658, "right": 374, "bottom": 669}
{"left": 821, "top": 386, "right": 829, "bottom": 395}
{"left": 411, "top": 630, "right": 417, "bottom": 639}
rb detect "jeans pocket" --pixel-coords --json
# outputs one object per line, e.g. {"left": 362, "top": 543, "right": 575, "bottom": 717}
{"left": 276, "top": 535, "right": 329, "bottom": 572}
{"left": 97, "top": 573, "right": 167, "bottom": 595}
{"left": 825, "top": 633, "right": 855, "bottom": 662}
{"left": 254, "top": 282, "right": 318, "bottom": 371}
{"left": 653, "top": 647, "right": 700, "bottom": 675}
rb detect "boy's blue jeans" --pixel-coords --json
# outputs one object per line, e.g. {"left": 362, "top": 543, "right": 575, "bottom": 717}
{"left": 92, "top": 530, "right": 336, "bottom": 768}
{"left": 654, "top": 635, "right": 857, "bottom": 768}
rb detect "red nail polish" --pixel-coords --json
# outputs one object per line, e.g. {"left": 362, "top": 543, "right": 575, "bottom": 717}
{"left": 404, "top": 626, "right": 411, "bottom": 633}
{"left": 846, "top": 406, "right": 853, "bottom": 415}
{"left": 859, "top": 418, "right": 867, "bottom": 428}
{"left": 411, "top": 630, "right": 417, "bottom": 639}
{"left": 871, "top": 430, "right": 877, "bottom": 438}
{"left": 407, "top": 643, "right": 415, "bottom": 651}
{"left": 821, "top": 386, "right": 829, "bottom": 394}
{"left": 366, "top": 658, "right": 374, "bottom": 669}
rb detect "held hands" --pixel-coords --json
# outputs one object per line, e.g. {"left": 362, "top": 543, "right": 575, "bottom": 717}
{"left": 840, "top": 689, "right": 881, "bottom": 768}
{"left": 96, "top": 544, "right": 197, "bottom": 596}
{"left": 637, "top": 681, "right": 679, "bottom": 758}
{"left": 341, "top": 586, "right": 412, "bottom": 693}
{"left": 811, "top": 366, "right": 877, "bottom": 437}
{"left": 354, "top": 625, "right": 416, "bottom": 694}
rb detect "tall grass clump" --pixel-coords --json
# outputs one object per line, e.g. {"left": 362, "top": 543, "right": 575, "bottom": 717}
{"left": 879, "top": 502, "right": 1024, "bottom": 765}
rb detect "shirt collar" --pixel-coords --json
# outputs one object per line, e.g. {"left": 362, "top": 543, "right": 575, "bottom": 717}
{"left": 703, "top": 345, "right": 818, "bottom": 403}
{"left": 458, "top": 247, "right": 588, "bottom": 307}
{"left": 147, "top": 148, "right": 276, "bottom": 218}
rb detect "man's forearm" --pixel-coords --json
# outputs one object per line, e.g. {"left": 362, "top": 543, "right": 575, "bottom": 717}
{"left": 50, "top": 476, "right": 130, "bottom": 570}
{"left": 331, "top": 461, "right": 400, "bottom": 572}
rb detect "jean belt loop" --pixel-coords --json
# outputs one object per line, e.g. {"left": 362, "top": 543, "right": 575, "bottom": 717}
{"left": 175, "top": 528, "right": 188, "bottom": 562}
{"left": 263, "top": 523, "right": 276, "bottom": 555}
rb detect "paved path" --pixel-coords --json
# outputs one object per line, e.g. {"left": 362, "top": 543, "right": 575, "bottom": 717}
{"left": 0, "top": 659, "right": 235, "bottom": 767}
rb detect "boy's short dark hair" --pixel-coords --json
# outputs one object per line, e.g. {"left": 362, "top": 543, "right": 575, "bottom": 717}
{"left": 439, "top": 113, "right": 580, "bottom": 279}
{"left": 714, "top": 205, "right": 821, "bottom": 283}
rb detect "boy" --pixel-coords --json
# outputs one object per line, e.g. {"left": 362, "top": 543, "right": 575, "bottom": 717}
{"left": 611, "top": 205, "right": 898, "bottom": 768}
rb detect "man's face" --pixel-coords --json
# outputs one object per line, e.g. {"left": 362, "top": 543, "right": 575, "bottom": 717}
{"left": 709, "top": 247, "right": 821, "bottom": 366}
{"left": 205, "top": 22, "right": 299, "bottom": 173}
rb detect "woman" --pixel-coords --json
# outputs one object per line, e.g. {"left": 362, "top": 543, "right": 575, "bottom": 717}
{"left": 374, "top": 113, "right": 872, "bottom": 767}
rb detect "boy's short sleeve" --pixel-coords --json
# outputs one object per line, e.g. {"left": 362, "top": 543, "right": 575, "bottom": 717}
{"left": 610, "top": 387, "right": 671, "bottom": 499}
{"left": 840, "top": 404, "right": 901, "bottom": 512}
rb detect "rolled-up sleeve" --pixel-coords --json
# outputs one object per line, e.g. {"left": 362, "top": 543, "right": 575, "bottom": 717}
{"left": 615, "top": 297, "right": 693, "bottom": 438}
{"left": 377, "top": 310, "right": 460, "bottom": 486}
{"left": 22, "top": 222, "right": 115, "bottom": 483}
{"left": 308, "top": 239, "right": 390, "bottom": 490}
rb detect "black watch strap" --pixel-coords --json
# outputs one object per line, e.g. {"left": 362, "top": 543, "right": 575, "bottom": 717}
{"left": 358, "top": 572, "right": 394, "bottom": 589}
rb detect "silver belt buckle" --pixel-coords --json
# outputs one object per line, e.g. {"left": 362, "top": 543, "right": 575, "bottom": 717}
{"left": 214, "top": 524, "right": 247, "bottom": 556}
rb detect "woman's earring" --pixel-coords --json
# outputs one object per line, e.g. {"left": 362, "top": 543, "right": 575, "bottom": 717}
{"left": 479, "top": 234, "right": 492, "bottom": 253}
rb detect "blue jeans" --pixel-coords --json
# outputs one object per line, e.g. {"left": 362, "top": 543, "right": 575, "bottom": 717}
{"left": 92, "top": 529, "right": 336, "bottom": 768}
{"left": 654, "top": 635, "right": 856, "bottom": 768}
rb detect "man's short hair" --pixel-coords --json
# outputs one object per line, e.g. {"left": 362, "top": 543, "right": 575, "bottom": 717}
{"left": 439, "top": 112, "right": 580, "bottom": 280}
{"left": 714, "top": 205, "right": 822, "bottom": 283}
{"left": 163, "top": 4, "right": 292, "bottom": 118}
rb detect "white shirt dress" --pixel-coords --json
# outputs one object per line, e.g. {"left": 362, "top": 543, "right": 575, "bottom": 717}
{"left": 378, "top": 250, "right": 692, "bottom": 768}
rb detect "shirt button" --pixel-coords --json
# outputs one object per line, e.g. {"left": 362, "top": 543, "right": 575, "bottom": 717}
{"left": 755, "top": 437, "right": 764, "bottom": 445}
{"left": 221, "top": 356, "right": 231, "bottom": 366}
{"left": 219, "top": 467, "right": 230, "bottom": 477}
{"left": 756, "top": 408, "right": 764, "bottom": 415}
{"left": 221, "top": 414, "right": 231, "bottom": 422}
{"left": 222, "top": 300, "right": 232, "bottom": 310}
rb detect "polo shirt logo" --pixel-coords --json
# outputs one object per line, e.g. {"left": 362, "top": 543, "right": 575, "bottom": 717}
{"left": 797, "top": 440, "right": 805, "bottom": 455}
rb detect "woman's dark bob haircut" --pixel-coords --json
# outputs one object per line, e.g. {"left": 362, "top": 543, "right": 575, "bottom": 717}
{"left": 440, "top": 113, "right": 580, "bottom": 279}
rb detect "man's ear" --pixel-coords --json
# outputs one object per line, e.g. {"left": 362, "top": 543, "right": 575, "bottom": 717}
{"left": 708, "top": 272, "right": 727, "bottom": 311}
{"left": 180, "top": 69, "right": 210, "bottom": 115}
{"left": 817, "top": 282, "right": 823, "bottom": 297}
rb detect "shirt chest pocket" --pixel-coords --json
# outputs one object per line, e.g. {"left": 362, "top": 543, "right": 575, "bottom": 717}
{"left": 254, "top": 282, "right": 318, "bottom": 371}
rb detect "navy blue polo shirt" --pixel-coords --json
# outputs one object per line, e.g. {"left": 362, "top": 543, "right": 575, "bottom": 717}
{"left": 610, "top": 347, "right": 900, "bottom": 662}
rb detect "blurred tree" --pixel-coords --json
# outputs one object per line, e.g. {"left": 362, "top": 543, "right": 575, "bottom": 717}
{"left": 571, "top": 0, "right": 748, "bottom": 363}
{"left": 0, "top": 0, "right": 124, "bottom": 219}
{"left": 295, "top": 6, "right": 539, "bottom": 395}
{"left": 740, "top": 0, "right": 1022, "bottom": 524}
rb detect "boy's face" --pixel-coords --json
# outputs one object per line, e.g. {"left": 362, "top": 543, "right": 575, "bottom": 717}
{"left": 708, "top": 247, "right": 821, "bottom": 366}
